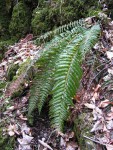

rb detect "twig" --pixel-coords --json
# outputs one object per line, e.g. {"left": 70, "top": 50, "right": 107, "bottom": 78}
{"left": 83, "top": 135, "right": 106, "bottom": 146}
{"left": 38, "top": 139, "right": 53, "bottom": 150}
{"left": 46, "top": 129, "right": 57, "bottom": 143}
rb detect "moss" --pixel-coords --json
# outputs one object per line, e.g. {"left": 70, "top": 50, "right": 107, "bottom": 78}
{"left": 31, "top": 7, "right": 50, "bottom": 35}
{"left": 0, "top": 81, "right": 6, "bottom": 89}
{"left": 11, "top": 84, "right": 24, "bottom": 98}
{"left": 74, "top": 113, "right": 96, "bottom": 150}
{"left": 31, "top": 0, "right": 101, "bottom": 36}
{"left": 0, "top": 81, "right": 6, "bottom": 96}
{"left": 0, "top": 0, "right": 11, "bottom": 39}
{"left": 0, "top": 40, "right": 15, "bottom": 61}
{"left": 9, "top": 1, "right": 31, "bottom": 40}
{"left": 6, "top": 64, "right": 19, "bottom": 81}
{"left": 13, "top": 58, "right": 33, "bottom": 80}
{"left": 0, "top": 127, "right": 15, "bottom": 149}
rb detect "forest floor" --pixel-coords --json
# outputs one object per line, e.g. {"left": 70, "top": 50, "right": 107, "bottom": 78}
{"left": 1, "top": 16, "right": 113, "bottom": 150}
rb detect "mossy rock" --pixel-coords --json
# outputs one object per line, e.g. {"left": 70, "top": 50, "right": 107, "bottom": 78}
{"left": 0, "top": 81, "right": 6, "bottom": 96}
{"left": 6, "top": 64, "right": 19, "bottom": 81}
{"left": 0, "top": 0, "right": 11, "bottom": 39}
{"left": 0, "top": 40, "right": 14, "bottom": 61}
{"left": 9, "top": 1, "right": 31, "bottom": 40}
{"left": 31, "top": 7, "right": 50, "bottom": 35}
{"left": 0, "top": 127, "right": 15, "bottom": 149}
{"left": 74, "top": 112, "right": 97, "bottom": 150}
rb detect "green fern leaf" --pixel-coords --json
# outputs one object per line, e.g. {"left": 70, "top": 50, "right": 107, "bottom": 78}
{"left": 28, "top": 24, "right": 86, "bottom": 117}
{"left": 49, "top": 24, "right": 100, "bottom": 131}
{"left": 28, "top": 21, "right": 100, "bottom": 131}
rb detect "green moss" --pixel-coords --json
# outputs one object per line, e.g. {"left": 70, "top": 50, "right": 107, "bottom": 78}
{"left": 31, "top": 0, "right": 101, "bottom": 36}
{"left": 9, "top": 1, "right": 31, "bottom": 40}
{"left": 13, "top": 58, "right": 33, "bottom": 80}
{"left": 0, "top": 40, "right": 15, "bottom": 61}
{"left": 31, "top": 7, "right": 50, "bottom": 35}
{"left": 0, "top": 127, "right": 15, "bottom": 149}
{"left": 0, "top": 81, "right": 6, "bottom": 96}
{"left": 74, "top": 113, "right": 96, "bottom": 150}
{"left": 0, "top": 0, "right": 11, "bottom": 39}
{"left": 6, "top": 64, "right": 19, "bottom": 81}
{"left": 0, "top": 81, "right": 6, "bottom": 89}
{"left": 11, "top": 84, "right": 24, "bottom": 98}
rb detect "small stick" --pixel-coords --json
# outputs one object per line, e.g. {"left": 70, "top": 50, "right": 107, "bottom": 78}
{"left": 46, "top": 129, "right": 57, "bottom": 143}
{"left": 83, "top": 135, "right": 106, "bottom": 147}
{"left": 38, "top": 139, "right": 53, "bottom": 150}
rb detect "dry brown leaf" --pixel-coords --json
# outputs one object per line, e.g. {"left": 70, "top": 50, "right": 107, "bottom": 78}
{"left": 106, "top": 51, "right": 113, "bottom": 60}
{"left": 106, "top": 112, "right": 113, "bottom": 120}
{"left": 106, "top": 144, "right": 113, "bottom": 150}
{"left": 7, "top": 124, "right": 19, "bottom": 136}
{"left": 107, "top": 120, "right": 113, "bottom": 130}
{"left": 111, "top": 107, "right": 113, "bottom": 112}
{"left": 84, "top": 103, "right": 95, "bottom": 109}
{"left": 108, "top": 68, "right": 113, "bottom": 75}
{"left": 99, "top": 99, "right": 110, "bottom": 108}
{"left": 66, "top": 141, "right": 78, "bottom": 150}
{"left": 19, "top": 114, "right": 28, "bottom": 121}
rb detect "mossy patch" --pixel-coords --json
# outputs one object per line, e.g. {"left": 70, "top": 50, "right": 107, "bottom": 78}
{"left": 0, "top": 40, "right": 14, "bottom": 61}
{"left": 0, "top": 127, "right": 15, "bottom": 150}
{"left": 9, "top": 1, "right": 31, "bottom": 40}
{"left": 0, "top": 81, "right": 6, "bottom": 96}
{"left": 74, "top": 112, "right": 96, "bottom": 150}
{"left": 6, "top": 64, "right": 19, "bottom": 81}
{"left": 31, "top": 0, "right": 101, "bottom": 36}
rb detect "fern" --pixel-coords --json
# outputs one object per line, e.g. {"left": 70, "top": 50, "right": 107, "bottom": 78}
{"left": 28, "top": 22, "right": 86, "bottom": 116}
{"left": 50, "top": 25, "right": 100, "bottom": 131}
{"left": 28, "top": 22, "right": 100, "bottom": 131}
{"left": 35, "top": 19, "right": 86, "bottom": 44}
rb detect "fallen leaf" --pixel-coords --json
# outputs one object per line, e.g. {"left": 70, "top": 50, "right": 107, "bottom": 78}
{"left": 66, "top": 141, "right": 78, "bottom": 150}
{"left": 108, "top": 68, "right": 113, "bottom": 75}
{"left": 60, "top": 137, "right": 66, "bottom": 147}
{"left": 18, "top": 132, "right": 33, "bottom": 145}
{"left": 107, "top": 120, "right": 113, "bottom": 130}
{"left": 7, "top": 124, "right": 18, "bottom": 136}
{"left": 19, "top": 114, "right": 28, "bottom": 120}
{"left": 8, "top": 130, "right": 15, "bottom": 136}
{"left": 99, "top": 99, "right": 110, "bottom": 108}
{"left": 84, "top": 103, "right": 95, "bottom": 109}
{"left": 106, "top": 144, "right": 113, "bottom": 150}
{"left": 7, "top": 106, "right": 15, "bottom": 111}
{"left": 106, "top": 51, "right": 113, "bottom": 60}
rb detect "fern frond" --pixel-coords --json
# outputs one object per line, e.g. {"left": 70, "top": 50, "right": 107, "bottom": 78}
{"left": 28, "top": 21, "right": 100, "bottom": 131}
{"left": 35, "top": 19, "right": 86, "bottom": 44}
{"left": 28, "top": 31, "right": 74, "bottom": 116}
{"left": 49, "top": 37, "right": 83, "bottom": 131}
{"left": 49, "top": 24, "right": 100, "bottom": 131}
{"left": 28, "top": 26, "right": 86, "bottom": 117}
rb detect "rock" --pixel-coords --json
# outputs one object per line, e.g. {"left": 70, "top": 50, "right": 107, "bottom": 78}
{"left": 74, "top": 112, "right": 99, "bottom": 150}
